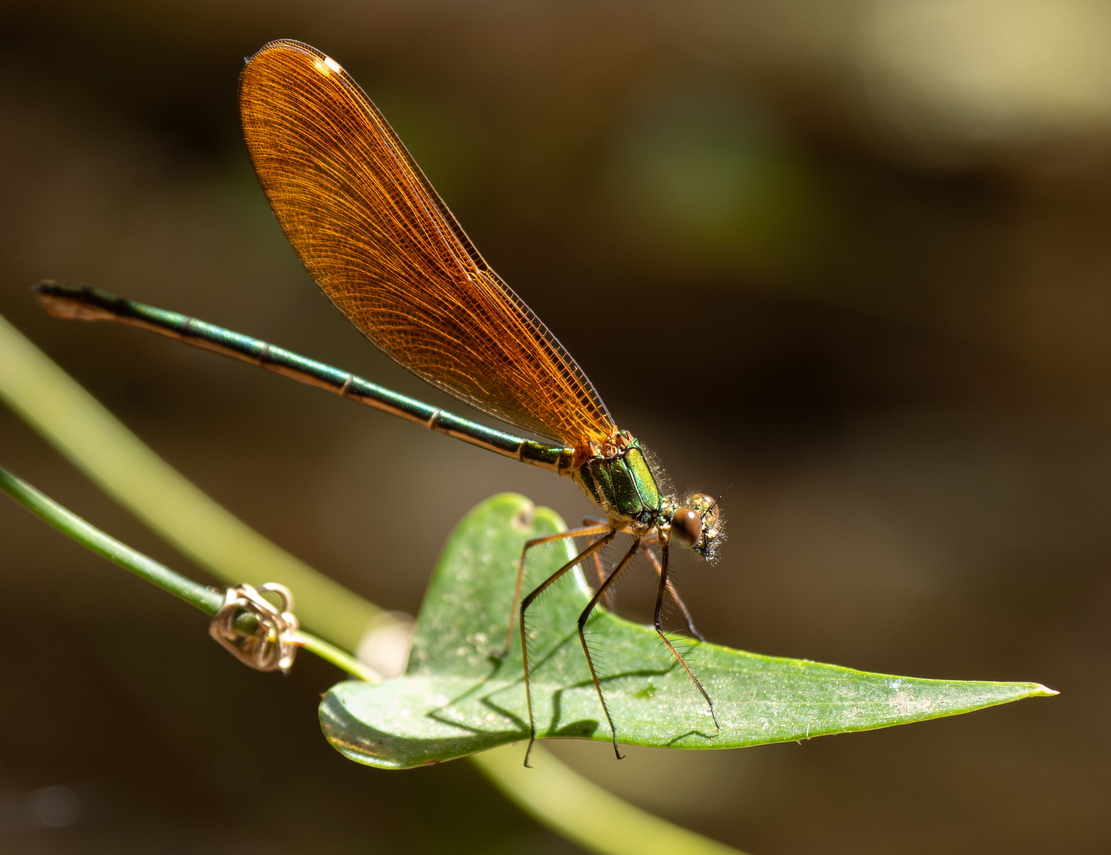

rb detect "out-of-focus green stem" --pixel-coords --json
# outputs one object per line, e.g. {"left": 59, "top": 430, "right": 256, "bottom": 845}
{"left": 0, "top": 311, "right": 381, "bottom": 651}
{"left": 0, "top": 310, "right": 746, "bottom": 855}
{"left": 474, "top": 745, "right": 743, "bottom": 855}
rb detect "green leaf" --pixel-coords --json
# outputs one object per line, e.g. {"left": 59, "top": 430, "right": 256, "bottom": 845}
{"left": 321, "top": 494, "right": 1054, "bottom": 769}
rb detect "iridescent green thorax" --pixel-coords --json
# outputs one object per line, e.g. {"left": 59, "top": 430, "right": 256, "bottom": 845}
{"left": 571, "top": 431, "right": 663, "bottom": 529}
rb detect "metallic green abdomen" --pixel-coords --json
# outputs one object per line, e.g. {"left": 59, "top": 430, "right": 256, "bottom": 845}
{"left": 573, "top": 437, "right": 661, "bottom": 527}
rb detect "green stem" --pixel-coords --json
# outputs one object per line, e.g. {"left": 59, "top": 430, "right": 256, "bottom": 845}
{"left": 296, "top": 632, "right": 382, "bottom": 683}
{"left": 0, "top": 463, "right": 380, "bottom": 683}
{"left": 0, "top": 464, "right": 222, "bottom": 613}
{"left": 0, "top": 310, "right": 746, "bottom": 855}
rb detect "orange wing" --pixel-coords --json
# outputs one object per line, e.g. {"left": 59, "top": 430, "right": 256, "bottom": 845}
{"left": 239, "top": 40, "right": 615, "bottom": 447}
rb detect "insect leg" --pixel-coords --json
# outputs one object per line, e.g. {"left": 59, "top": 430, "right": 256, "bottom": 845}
{"left": 582, "top": 516, "right": 616, "bottom": 609}
{"left": 642, "top": 542, "right": 703, "bottom": 641}
{"left": 520, "top": 530, "right": 617, "bottom": 767}
{"left": 577, "top": 537, "right": 642, "bottom": 761}
{"left": 502, "top": 522, "right": 612, "bottom": 656}
{"left": 653, "top": 541, "right": 719, "bottom": 729}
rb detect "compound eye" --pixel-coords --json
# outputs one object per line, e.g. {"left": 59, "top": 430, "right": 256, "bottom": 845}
{"left": 671, "top": 508, "right": 703, "bottom": 549}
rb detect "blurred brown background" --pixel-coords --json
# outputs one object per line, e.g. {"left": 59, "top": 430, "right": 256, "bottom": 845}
{"left": 0, "top": 1, "right": 1105, "bottom": 852}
